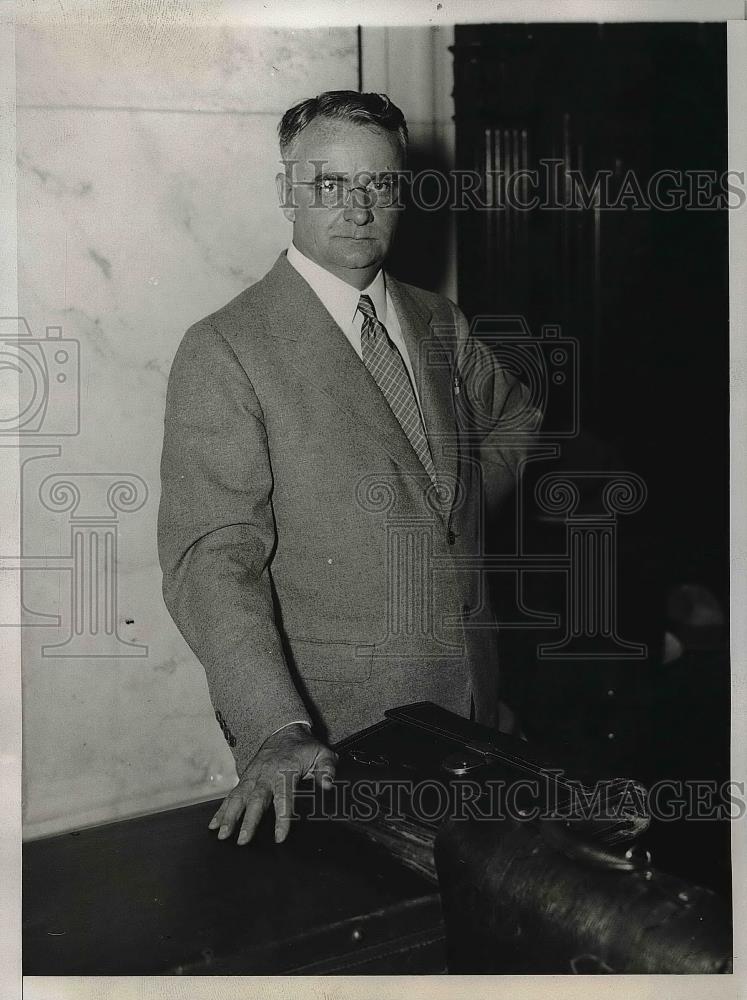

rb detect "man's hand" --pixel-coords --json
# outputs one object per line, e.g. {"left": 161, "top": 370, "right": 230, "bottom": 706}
{"left": 208, "top": 723, "right": 337, "bottom": 846}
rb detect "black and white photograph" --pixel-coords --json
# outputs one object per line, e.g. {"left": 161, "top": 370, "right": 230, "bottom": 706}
{"left": 2, "top": 0, "right": 746, "bottom": 996}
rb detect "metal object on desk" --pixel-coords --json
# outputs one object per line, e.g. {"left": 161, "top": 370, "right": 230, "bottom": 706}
{"left": 435, "top": 814, "right": 733, "bottom": 974}
{"left": 347, "top": 749, "right": 389, "bottom": 767}
{"left": 332, "top": 701, "right": 654, "bottom": 891}
{"left": 441, "top": 752, "right": 488, "bottom": 776}
{"left": 334, "top": 700, "right": 732, "bottom": 974}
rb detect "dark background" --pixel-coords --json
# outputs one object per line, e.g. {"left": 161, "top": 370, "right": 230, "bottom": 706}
{"left": 396, "top": 23, "right": 731, "bottom": 895}
{"left": 452, "top": 22, "right": 729, "bottom": 601}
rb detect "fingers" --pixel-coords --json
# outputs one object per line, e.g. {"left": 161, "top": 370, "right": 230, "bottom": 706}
{"left": 310, "top": 747, "right": 338, "bottom": 790}
{"left": 236, "top": 789, "right": 272, "bottom": 845}
{"left": 209, "top": 774, "right": 297, "bottom": 847}
{"left": 218, "top": 784, "right": 261, "bottom": 840}
{"left": 206, "top": 733, "right": 335, "bottom": 848}
{"left": 272, "top": 768, "right": 299, "bottom": 844}
{"left": 208, "top": 799, "right": 231, "bottom": 834}
{"left": 207, "top": 781, "right": 272, "bottom": 845}
{"left": 218, "top": 790, "right": 251, "bottom": 840}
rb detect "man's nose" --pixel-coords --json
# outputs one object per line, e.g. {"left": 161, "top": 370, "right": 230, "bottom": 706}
{"left": 343, "top": 187, "right": 374, "bottom": 225}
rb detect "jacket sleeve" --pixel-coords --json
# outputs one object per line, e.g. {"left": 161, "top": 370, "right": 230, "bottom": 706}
{"left": 448, "top": 300, "right": 544, "bottom": 512}
{"left": 157, "top": 319, "right": 311, "bottom": 777}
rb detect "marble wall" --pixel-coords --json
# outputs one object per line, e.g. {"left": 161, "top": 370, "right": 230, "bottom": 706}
{"left": 15, "top": 14, "right": 455, "bottom": 839}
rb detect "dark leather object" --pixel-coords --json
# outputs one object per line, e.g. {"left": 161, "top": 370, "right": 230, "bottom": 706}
{"left": 332, "top": 701, "right": 651, "bottom": 883}
{"left": 435, "top": 815, "right": 733, "bottom": 974}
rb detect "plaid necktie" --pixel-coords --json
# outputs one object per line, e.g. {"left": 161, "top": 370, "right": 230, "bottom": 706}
{"left": 357, "top": 294, "right": 438, "bottom": 488}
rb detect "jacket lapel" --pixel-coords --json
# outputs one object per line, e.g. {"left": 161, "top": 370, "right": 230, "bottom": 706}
{"left": 386, "top": 275, "right": 460, "bottom": 500}
{"left": 260, "top": 254, "right": 430, "bottom": 479}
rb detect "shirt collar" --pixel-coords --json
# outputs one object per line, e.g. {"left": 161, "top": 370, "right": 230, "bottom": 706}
{"left": 286, "top": 242, "right": 388, "bottom": 330}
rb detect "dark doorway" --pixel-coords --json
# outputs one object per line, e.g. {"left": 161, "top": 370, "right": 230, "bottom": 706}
{"left": 453, "top": 22, "right": 728, "bottom": 599}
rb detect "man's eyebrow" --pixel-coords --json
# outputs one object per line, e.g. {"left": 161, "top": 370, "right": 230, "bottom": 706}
{"left": 311, "top": 170, "right": 401, "bottom": 181}
{"left": 313, "top": 170, "right": 348, "bottom": 181}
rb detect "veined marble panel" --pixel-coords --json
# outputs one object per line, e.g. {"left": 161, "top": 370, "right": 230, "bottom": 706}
{"left": 17, "top": 108, "right": 295, "bottom": 467}
{"left": 16, "top": 20, "right": 358, "bottom": 113}
{"left": 22, "top": 647, "right": 236, "bottom": 838}
{"left": 16, "top": 106, "right": 304, "bottom": 838}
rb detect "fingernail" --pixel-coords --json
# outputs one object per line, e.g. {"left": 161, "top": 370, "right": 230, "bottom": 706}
{"left": 218, "top": 825, "right": 229, "bottom": 838}
{"left": 208, "top": 819, "right": 218, "bottom": 829}
{"left": 237, "top": 832, "right": 248, "bottom": 845}
{"left": 275, "top": 829, "right": 286, "bottom": 844}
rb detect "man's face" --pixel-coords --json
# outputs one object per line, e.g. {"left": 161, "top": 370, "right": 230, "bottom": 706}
{"left": 276, "top": 117, "right": 404, "bottom": 285}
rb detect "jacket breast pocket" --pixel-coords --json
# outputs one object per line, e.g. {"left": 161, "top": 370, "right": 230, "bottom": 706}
{"left": 286, "top": 637, "right": 374, "bottom": 683}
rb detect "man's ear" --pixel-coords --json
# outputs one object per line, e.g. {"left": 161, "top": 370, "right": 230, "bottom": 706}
{"left": 276, "top": 172, "right": 295, "bottom": 222}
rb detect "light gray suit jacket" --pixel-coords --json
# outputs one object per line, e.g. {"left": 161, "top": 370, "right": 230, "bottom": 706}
{"left": 157, "top": 252, "right": 539, "bottom": 776}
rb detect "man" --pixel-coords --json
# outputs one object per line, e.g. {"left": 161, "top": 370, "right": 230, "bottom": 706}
{"left": 157, "top": 91, "right": 540, "bottom": 848}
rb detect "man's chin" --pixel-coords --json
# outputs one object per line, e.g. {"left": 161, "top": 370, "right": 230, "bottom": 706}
{"left": 332, "top": 238, "right": 385, "bottom": 268}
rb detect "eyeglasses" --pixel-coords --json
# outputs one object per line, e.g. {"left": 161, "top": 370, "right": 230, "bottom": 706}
{"left": 293, "top": 175, "right": 403, "bottom": 209}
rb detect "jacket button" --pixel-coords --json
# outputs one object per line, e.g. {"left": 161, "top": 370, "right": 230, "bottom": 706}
{"left": 447, "top": 530, "right": 456, "bottom": 545}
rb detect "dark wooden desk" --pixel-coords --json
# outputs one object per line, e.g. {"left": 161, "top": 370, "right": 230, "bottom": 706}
{"left": 23, "top": 797, "right": 446, "bottom": 975}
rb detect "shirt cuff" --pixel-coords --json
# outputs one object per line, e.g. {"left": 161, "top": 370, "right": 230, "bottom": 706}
{"left": 266, "top": 720, "right": 312, "bottom": 740}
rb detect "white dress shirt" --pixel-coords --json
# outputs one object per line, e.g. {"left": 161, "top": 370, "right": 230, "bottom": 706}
{"left": 265, "top": 243, "right": 429, "bottom": 745}
{"left": 286, "top": 241, "right": 425, "bottom": 419}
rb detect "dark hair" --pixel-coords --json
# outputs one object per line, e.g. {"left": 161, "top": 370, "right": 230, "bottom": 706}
{"left": 278, "top": 90, "right": 408, "bottom": 158}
